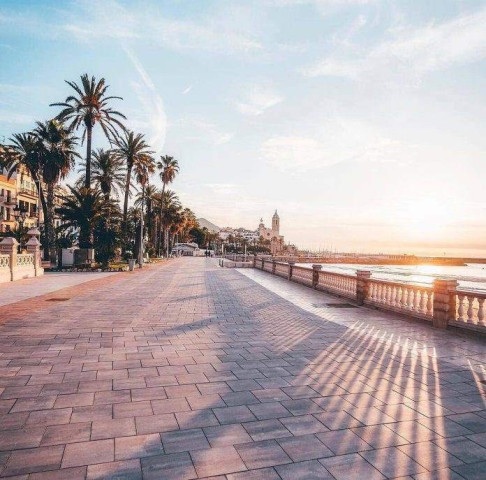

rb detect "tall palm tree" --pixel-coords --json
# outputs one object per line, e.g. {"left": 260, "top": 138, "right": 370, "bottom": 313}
{"left": 135, "top": 184, "right": 158, "bottom": 246}
{"left": 51, "top": 74, "right": 126, "bottom": 188}
{"left": 156, "top": 155, "right": 179, "bottom": 256}
{"left": 79, "top": 149, "right": 125, "bottom": 201}
{"left": 34, "top": 120, "right": 79, "bottom": 262}
{"left": 0, "top": 134, "right": 46, "bottom": 236}
{"left": 112, "top": 130, "right": 154, "bottom": 230}
{"left": 160, "top": 189, "right": 181, "bottom": 256}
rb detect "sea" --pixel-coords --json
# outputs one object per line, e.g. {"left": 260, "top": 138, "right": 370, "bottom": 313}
{"left": 298, "top": 263, "right": 486, "bottom": 293}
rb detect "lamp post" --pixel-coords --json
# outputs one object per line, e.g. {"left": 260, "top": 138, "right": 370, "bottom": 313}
{"left": 13, "top": 205, "right": 28, "bottom": 252}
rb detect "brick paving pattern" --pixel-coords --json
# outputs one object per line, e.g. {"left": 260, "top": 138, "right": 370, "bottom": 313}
{"left": 0, "top": 258, "right": 485, "bottom": 479}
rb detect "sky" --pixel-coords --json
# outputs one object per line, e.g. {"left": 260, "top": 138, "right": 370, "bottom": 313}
{"left": 1, "top": 0, "right": 485, "bottom": 257}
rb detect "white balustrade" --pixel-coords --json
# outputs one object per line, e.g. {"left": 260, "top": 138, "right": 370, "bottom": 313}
{"left": 0, "top": 255, "right": 9, "bottom": 269}
{"left": 454, "top": 292, "right": 486, "bottom": 327}
{"left": 364, "top": 280, "right": 433, "bottom": 320}
{"left": 292, "top": 266, "right": 314, "bottom": 285}
{"left": 317, "top": 271, "right": 357, "bottom": 299}
{"left": 274, "top": 262, "right": 289, "bottom": 278}
{"left": 16, "top": 254, "right": 34, "bottom": 267}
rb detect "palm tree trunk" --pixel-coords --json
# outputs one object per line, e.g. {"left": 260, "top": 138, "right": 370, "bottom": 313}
{"left": 85, "top": 125, "right": 92, "bottom": 189}
{"left": 46, "top": 182, "right": 56, "bottom": 264}
{"left": 157, "top": 183, "right": 166, "bottom": 256}
{"left": 123, "top": 164, "right": 132, "bottom": 228}
{"left": 37, "top": 182, "right": 49, "bottom": 261}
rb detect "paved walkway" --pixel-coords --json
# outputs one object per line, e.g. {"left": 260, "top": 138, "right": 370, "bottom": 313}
{"left": 0, "top": 258, "right": 485, "bottom": 479}
{"left": 0, "top": 271, "right": 118, "bottom": 307}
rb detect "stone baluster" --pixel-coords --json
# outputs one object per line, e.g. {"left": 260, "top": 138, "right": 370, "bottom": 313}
{"left": 356, "top": 270, "right": 371, "bottom": 305}
{"left": 288, "top": 261, "right": 295, "bottom": 281}
{"left": 433, "top": 280, "right": 458, "bottom": 328}
{"left": 26, "top": 237, "right": 43, "bottom": 277}
{"left": 312, "top": 265, "right": 322, "bottom": 289}
{"left": 478, "top": 298, "right": 485, "bottom": 326}
{"left": 272, "top": 260, "right": 276, "bottom": 274}
{"left": 466, "top": 296, "right": 475, "bottom": 323}
{"left": 0, "top": 237, "right": 18, "bottom": 282}
{"left": 427, "top": 292, "right": 434, "bottom": 316}
{"left": 457, "top": 294, "right": 466, "bottom": 321}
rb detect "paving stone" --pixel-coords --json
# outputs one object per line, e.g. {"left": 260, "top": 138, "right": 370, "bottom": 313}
{"left": 243, "top": 419, "right": 291, "bottom": 441}
{"left": 452, "top": 461, "right": 486, "bottom": 480}
{"left": 280, "top": 414, "right": 329, "bottom": 435}
{"left": 276, "top": 460, "right": 334, "bottom": 479}
{"left": 398, "top": 441, "right": 463, "bottom": 471}
{"left": 175, "top": 409, "right": 219, "bottom": 429}
{"left": 87, "top": 459, "right": 142, "bottom": 480}
{"left": 317, "top": 429, "right": 373, "bottom": 455}
{"left": 320, "top": 453, "right": 385, "bottom": 480}
{"left": 236, "top": 439, "right": 292, "bottom": 469}
{"left": 3, "top": 445, "right": 64, "bottom": 476}
{"left": 433, "top": 436, "right": 486, "bottom": 464}
{"left": 360, "top": 446, "right": 427, "bottom": 477}
{"left": 0, "top": 426, "right": 45, "bottom": 450}
{"left": 277, "top": 434, "right": 334, "bottom": 461}
{"left": 204, "top": 424, "right": 253, "bottom": 447}
{"left": 248, "top": 401, "right": 290, "bottom": 420}
{"left": 213, "top": 405, "right": 257, "bottom": 424}
{"left": 41, "top": 422, "right": 91, "bottom": 446}
{"left": 191, "top": 446, "right": 247, "bottom": 477}
{"left": 91, "top": 418, "right": 136, "bottom": 440}
{"left": 62, "top": 439, "right": 114, "bottom": 468}
{"left": 227, "top": 467, "right": 280, "bottom": 479}
{"left": 29, "top": 466, "right": 87, "bottom": 480}
{"left": 162, "top": 428, "right": 210, "bottom": 453}
{"left": 448, "top": 412, "right": 486, "bottom": 433}
{"left": 141, "top": 452, "right": 196, "bottom": 480}
{"left": 135, "top": 413, "right": 179, "bottom": 434}
{"left": 115, "top": 433, "right": 163, "bottom": 460}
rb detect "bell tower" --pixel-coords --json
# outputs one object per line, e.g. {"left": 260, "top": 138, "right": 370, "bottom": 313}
{"left": 272, "top": 210, "right": 279, "bottom": 235}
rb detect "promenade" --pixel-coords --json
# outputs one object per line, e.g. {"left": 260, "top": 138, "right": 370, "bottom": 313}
{"left": 0, "top": 258, "right": 485, "bottom": 479}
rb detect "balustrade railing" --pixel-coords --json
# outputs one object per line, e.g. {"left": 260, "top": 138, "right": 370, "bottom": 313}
{"left": 453, "top": 291, "right": 486, "bottom": 328}
{"left": 364, "top": 279, "right": 434, "bottom": 320}
{"left": 274, "top": 262, "right": 290, "bottom": 278}
{"left": 251, "top": 256, "right": 486, "bottom": 334}
{"left": 17, "top": 253, "right": 34, "bottom": 267}
{"left": 317, "top": 271, "right": 357, "bottom": 299}
{"left": 0, "top": 254, "right": 9, "bottom": 268}
{"left": 291, "top": 265, "right": 314, "bottom": 286}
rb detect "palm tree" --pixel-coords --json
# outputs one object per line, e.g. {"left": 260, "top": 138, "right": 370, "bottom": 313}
{"left": 51, "top": 74, "right": 126, "bottom": 188}
{"left": 160, "top": 189, "right": 181, "bottom": 256}
{"left": 34, "top": 120, "right": 79, "bottom": 262}
{"left": 112, "top": 131, "right": 154, "bottom": 231}
{"left": 135, "top": 184, "right": 158, "bottom": 247}
{"left": 79, "top": 149, "right": 125, "bottom": 202}
{"left": 0, "top": 134, "right": 46, "bottom": 238}
{"left": 56, "top": 186, "right": 106, "bottom": 249}
{"left": 156, "top": 155, "right": 179, "bottom": 256}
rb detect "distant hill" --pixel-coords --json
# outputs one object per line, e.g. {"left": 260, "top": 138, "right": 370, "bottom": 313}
{"left": 197, "top": 218, "right": 221, "bottom": 233}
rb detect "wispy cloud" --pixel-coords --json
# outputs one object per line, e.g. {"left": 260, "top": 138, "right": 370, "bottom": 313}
{"left": 123, "top": 48, "right": 167, "bottom": 155}
{"left": 303, "top": 6, "right": 486, "bottom": 79}
{"left": 62, "top": 0, "right": 262, "bottom": 55}
{"left": 173, "top": 117, "right": 234, "bottom": 145}
{"left": 235, "top": 85, "right": 283, "bottom": 116}
{"left": 181, "top": 85, "right": 193, "bottom": 95}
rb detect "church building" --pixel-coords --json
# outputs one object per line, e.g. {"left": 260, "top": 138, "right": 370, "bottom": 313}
{"left": 258, "top": 210, "right": 284, "bottom": 254}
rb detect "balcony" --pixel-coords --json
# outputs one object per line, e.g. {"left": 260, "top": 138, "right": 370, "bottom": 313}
{"left": 18, "top": 187, "right": 37, "bottom": 198}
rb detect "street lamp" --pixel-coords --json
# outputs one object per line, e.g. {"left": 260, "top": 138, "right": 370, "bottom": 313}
{"left": 13, "top": 205, "right": 28, "bottom": 251}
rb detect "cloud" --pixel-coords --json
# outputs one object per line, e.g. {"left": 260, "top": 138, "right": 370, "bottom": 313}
{"left": 303, "top": 6, "right": 486, "bottom": 79}
{"left": 121, "top": 47, "right": 167, "bottom": 155}
{"left": 181, "top": 85, "right": 193, "bottom": 95}
{"left": 235, "top": 85, "right": 283, "bottom": 116}
{"left": 62, "top": 0, "right": 262, "bottom": 55}
{"left": 173, "top": 117, "right": 234, "bottom": 145}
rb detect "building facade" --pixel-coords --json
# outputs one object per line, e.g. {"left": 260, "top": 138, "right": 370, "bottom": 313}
{"left": 258, "top": 210, "right": 284, "bottom": 254}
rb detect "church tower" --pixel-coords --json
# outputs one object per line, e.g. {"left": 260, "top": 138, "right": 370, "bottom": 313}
{"left": 272, "top": 210, "right": 280, "bottom": 235}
